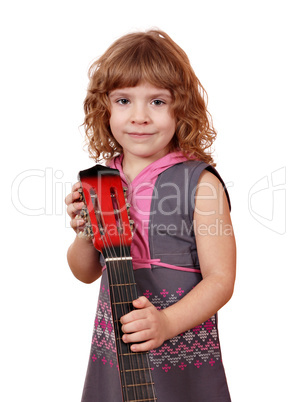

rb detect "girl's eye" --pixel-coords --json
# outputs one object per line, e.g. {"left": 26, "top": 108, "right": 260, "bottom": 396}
{"left": 152, "top": 99, "right": 165, "bottom": 106}
{"left": 116, "top": 98, "right": 130, "bottom": 105}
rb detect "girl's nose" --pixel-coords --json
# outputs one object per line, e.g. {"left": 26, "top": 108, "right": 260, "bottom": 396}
{"left": 130, "top": 104, "right": 150, "bottom": 124}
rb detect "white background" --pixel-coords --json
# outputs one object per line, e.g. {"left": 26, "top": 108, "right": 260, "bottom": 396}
{"left": 1, "top": 1, "right": 295, "bottom": 401}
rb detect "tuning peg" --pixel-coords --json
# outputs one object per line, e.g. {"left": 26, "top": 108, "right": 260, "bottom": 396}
{"left": 77, "top": 222, "right": 94, "bottom": 239}
{"left": 78, "top": 187, "right": 84, "bottom": 201}
{"left": 128, "top": 219, "right": 134, "bottom": 233}
{"left": 80, "top": 206, "right": 88, "bottom": 219}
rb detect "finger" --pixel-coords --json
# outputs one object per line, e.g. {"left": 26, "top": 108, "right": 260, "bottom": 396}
{"left": 70, "top": 217, "right": 86, "bottom": 231}
{"left": 122, "top": 328, "right": 151, "bottom": 344}
{"left": 65, "top": 190, "right": 83, "bottom": 206}
{"left": 132, "top": 296, "right": 152, "bottom": 309}
{"left": 120, "top": 307, "right": 148, "bottom": 325}
{"left": 71, "top": 212, "right": 85, "bottom": 224}
{"left": 121, "top": 317, "right": 149, "bottom": 335}
{"left": 67, "top": 201, "right": 85, "bottom": 219}
{"left": 65, "top": 182, "right": 83, "bottom": 206}
{"left": 64, "top": 192, "right": 73, "bottom": 206}
{"left": 130, "top": 339, "right": 156, "bottom": 353}
{"left": 72, "top": 182, "right": 82, "bottom": 192}
{"left": 65, "top": 192, "right": 78, "bottom": 206}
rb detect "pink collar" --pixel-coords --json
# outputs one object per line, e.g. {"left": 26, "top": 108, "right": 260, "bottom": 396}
{"left": 109, "top": 151, "right": 189, "bottom": 187}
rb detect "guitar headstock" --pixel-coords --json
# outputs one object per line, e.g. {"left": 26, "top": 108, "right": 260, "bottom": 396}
{"left": 77, "top": 165, "right": 133, "bottom": 254}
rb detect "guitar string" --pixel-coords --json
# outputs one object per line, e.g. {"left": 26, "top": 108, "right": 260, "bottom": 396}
{"left": 88, "top": 180, "right": 156, "bottom": 401}
{"left": 109, "top": 186, "right": 150, "bottom": 401}
{"left": 110, "top": 187, "right": 139, "bottom": 401}
{"left": 116, "top": 192, "right": 155, "bottom": 402}
{"left": 118, "top": 230, "right": 145, "bottom": 402}
{"left": 118, "top": 186, "right": 152, "bottom": 401}
{"left": 101, "top": 190, "right": 139, "bottom": 402}
{"left": 117, "top": 187, "right": 156, "bottom": 402}
{"left": 89, "top": 184, "right": 131, "bottom": 402}
{"left": 119, "top": 233, "right": 141, "bottom": 401}
{"left": 104, "top": 230, "right": 139, "bottom": 401}
{"left": 81, "top": 182, "right": 130, "bottom": 401}
{"left": 119, "top": 185, "right": 148, "bottom": 401}
{"left": 100, "top": 234, "right": 133, "bottom": 401}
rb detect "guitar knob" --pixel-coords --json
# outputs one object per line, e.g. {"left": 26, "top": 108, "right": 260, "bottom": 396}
{"left": 128, "top": 219, "right": 135, "bottom": 233}
{"left": 78, "top": 223, "right": 94, "bottom": 239}
{"left": 78, "top": 187, "right": 84, "bottom": 201}
{"left": 80, "top": 206, "right": 88, "bottom": 219}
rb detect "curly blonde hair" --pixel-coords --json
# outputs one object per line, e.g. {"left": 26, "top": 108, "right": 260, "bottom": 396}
{"left": 83, "top": 30, "right": 217, "bottom": 165}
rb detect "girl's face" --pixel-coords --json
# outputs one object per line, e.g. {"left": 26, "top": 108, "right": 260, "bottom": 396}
{"left": 109, "top": 82, "right": 176, "bottom": 165}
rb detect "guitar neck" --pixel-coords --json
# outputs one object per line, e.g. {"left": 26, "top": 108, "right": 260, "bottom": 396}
{"left": 78, "top": 164, "right": 157, "bottom": 401}
{"left": 103, "top": 246, "right": 157, "bottom": 402}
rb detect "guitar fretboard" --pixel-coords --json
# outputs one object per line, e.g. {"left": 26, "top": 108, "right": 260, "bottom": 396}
{"left": 104, "top": 246, "right": 157, "bottom": 402}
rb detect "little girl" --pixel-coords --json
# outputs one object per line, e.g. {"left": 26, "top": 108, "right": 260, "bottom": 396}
{"left": 65, "top": 30, "right": 236, "bottom": 402}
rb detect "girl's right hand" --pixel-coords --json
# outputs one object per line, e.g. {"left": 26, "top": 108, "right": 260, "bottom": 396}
{"left": 65, "top": 182, "right": 86, "bottom": 234}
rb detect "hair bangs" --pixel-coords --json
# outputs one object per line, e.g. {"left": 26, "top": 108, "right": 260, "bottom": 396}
{"left": 103, "top": 34, "right": 183, "bottom": 92}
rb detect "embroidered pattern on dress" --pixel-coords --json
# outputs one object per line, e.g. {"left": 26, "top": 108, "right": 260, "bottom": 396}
{"left": 146, "top": 288, "right": 221, "bottom": 370}
{"left": 90, "top": 281, "right": 221, "bottom": 372}
{"left": 90, "top": 282, "right": 117, "bottom": 368}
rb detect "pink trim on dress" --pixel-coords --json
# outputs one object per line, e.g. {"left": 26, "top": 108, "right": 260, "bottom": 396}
{"left": 132, "top": 259, "right": 201, "bottom": 273}
{"left": 102, "top": 259, "right": 201, "bottom": 273}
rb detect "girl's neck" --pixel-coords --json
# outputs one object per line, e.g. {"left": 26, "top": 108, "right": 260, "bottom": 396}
{"left": 122, "top": 152, "right": 168, "bottom": 182}
{"left": 122, "top": 157, "right": 151, "bottom": 183}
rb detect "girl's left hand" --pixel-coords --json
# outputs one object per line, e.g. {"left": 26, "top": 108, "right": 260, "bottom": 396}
{"left": 120, "top": 296, "right": 170, "bottom": 352}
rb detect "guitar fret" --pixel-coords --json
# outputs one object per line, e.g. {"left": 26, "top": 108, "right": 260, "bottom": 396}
{"left": 110, "top": 283, "right": 137, "bottom": 287}
{"left": 113, "top": 301, "right": 133, "bottom": 305}
{"left": 123, "top": 382, "right": 155, "bottom": 388}
{"left": 121, "top": 368, "right": 152, "bottom": 373}
{"left": 119, "top": 351, "right": 149, "bottom": 357}
{"left": 129, "top": 399, "right": 156, "bottom": 402}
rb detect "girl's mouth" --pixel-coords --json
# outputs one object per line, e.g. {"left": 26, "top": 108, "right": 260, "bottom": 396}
{"left": 128, "top": 132, "right": 154, "bottom": 137}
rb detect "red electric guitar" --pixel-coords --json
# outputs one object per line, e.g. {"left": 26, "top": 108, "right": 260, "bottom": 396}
{"left": 78, "top": 164, "right": 157, "bottom": 402}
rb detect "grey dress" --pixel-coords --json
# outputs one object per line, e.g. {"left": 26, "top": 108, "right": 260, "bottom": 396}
{"left": 81, "top": 159, "right": 232, "bottom": 402}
